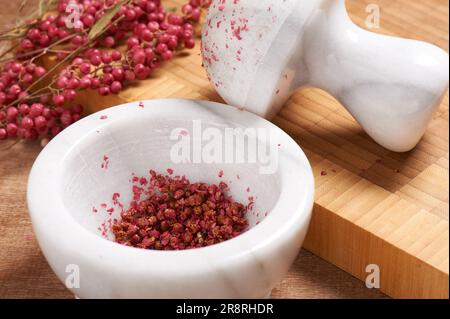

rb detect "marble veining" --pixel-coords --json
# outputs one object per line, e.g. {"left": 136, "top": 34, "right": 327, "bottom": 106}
{"left": 202, "top": 0, "right": 449, "bottom": 152}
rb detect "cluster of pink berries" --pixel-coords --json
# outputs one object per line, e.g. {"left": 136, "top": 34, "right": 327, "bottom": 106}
{"left": 0, "top": 0, "right": 210, "bottom": 141}
{"left": 0, "top": 102, "right": 83, "bottom": 140}
{"left": 0, "top": 61, "right": 46, "bottom": 105}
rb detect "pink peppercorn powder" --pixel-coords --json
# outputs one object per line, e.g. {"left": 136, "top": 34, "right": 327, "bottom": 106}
{"left": 100, "top": 169, "right": 250, "bottom": 251}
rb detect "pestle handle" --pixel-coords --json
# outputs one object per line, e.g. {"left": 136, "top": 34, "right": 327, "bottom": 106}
{"left": 303, "top": 0, "right": 449, "bottom": 152}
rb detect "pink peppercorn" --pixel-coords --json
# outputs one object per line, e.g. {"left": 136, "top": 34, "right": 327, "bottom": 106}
{"left": 110, "top": 81, "right": 122, "bottom": 94}
{"left": 112, "top": 170, "right": 248, "bottom": 250}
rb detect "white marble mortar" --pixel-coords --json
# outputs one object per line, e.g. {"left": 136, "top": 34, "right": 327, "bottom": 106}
{"left": 27, "top": 99, "right": 314, "bottom": 298}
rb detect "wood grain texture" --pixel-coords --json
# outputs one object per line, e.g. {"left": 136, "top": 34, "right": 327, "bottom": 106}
{"left": 300, "top": 0, "right": 449, "bottom": 298}
{"left": 0, "top": 142, "right": 387, "bottom": 299}
{"left": 0, "top": 0, "right": 388, "bottom": 300}
{"left": 72, "top": 0, "right": 449, "bottom": 298}
{"left": 71, "top": 0, "right": 448, "bottom": 298}
{"left": 1, "top": 0, "right": 448, "bottom": 299}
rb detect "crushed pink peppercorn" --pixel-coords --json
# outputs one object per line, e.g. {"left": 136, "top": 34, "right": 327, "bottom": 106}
{"left": 112, "top": 170, "right": 249, "bottom": 250}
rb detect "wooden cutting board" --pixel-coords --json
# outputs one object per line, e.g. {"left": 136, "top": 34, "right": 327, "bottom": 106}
{"left": 43, "top": 0, "right": 449, "bottom": 298}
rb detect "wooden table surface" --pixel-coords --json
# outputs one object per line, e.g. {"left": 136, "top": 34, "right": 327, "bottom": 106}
{"left": 3, "top": 0, "right": 447, "bottom": 299}
{"left": 0, "top": 142, "right": 387, "bottom": 299}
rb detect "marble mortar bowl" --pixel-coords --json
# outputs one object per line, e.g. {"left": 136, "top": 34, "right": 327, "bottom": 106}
{"left": 202, "top": 0, "right": 449, "bottom": 152}
{"left": 27, "top": 99, "right": 314, "bottom": 299}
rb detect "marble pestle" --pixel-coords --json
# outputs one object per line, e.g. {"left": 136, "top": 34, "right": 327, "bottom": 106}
{"left": 202, "top": 0, "right": 449, "bottom": 152}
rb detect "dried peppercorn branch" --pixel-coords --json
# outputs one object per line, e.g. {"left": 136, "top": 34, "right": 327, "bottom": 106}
{"left": 0, "top": 0, "right": 211, "bottom": 142}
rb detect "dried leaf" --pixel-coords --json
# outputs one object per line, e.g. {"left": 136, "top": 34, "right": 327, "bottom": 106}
{"left": 47, "top": 0, "right": 57, "bottom": 10}
{"left": 0, "top": 29, "right": 27, "bottom": 41}
{"left": 19, "top": 0, "right": 29, "bottom": 13}
{"left": 38, "top": 0, "right": 56, "bottom": 18}
{"left": 88, "top": 2, "right": 123, "bottom": 40}
{"left": 38, "top": 0, "right": 47, "bottom": 18}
